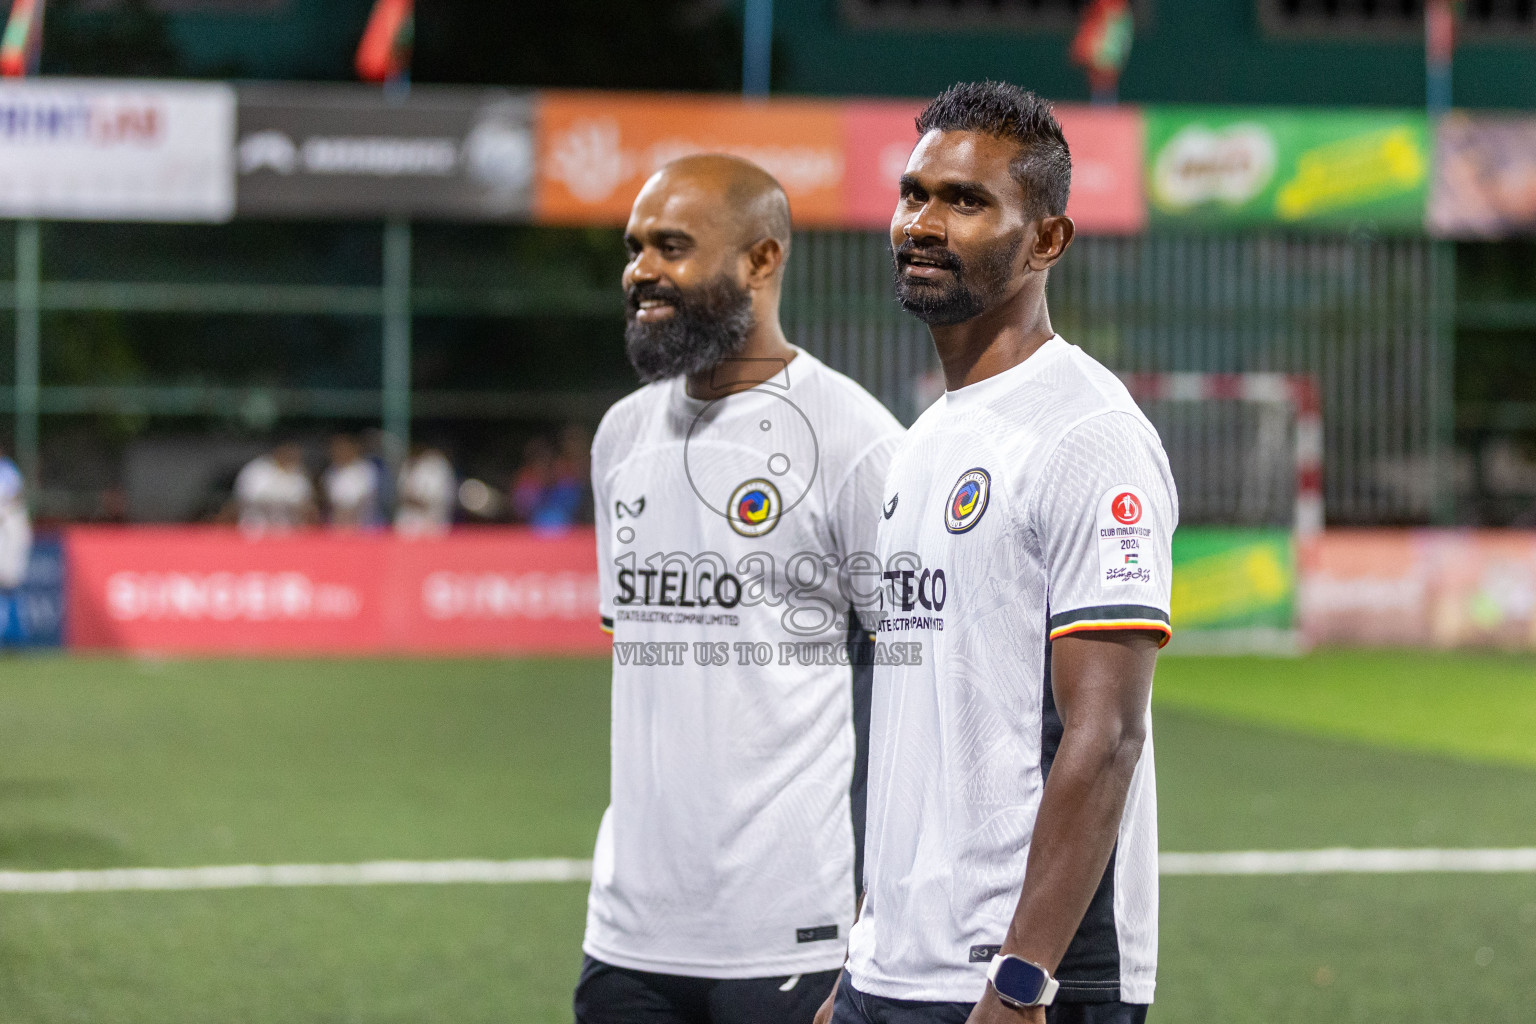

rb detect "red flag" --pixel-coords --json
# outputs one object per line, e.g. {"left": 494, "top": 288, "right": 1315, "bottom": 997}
{"left": 1071, "top": 0, "right": 1133, "bottom": 86}
{"left": 356, "top": 0, "right": 413, "bottom": 84}
{"left": 0, "top": 0, "right": 45, "bottom": 78}
{"left": 1426, "top": 0, "right": 1462, "bottom": 67}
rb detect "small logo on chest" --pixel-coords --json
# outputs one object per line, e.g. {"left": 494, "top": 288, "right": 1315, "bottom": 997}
{"left": 944, "top": 468, "right": 991, "bottom": 534}
{"left": 727, "top": 478, "right": 782, "bottom": 538}
{"left": 883, "top": 494, "right": 899, "bottom": 520}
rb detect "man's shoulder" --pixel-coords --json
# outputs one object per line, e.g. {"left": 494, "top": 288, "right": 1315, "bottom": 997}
{"left": 788, "top": 354, "right": 904, "bottom": 479}
{"left": 983, "top": 342, "right": 1148, "bottom": 443}
{"left": 594, "top": 380, "right": 670, "bottom": 470}
{"left": 793, "top": 353, "right": 902, "bottom": 432}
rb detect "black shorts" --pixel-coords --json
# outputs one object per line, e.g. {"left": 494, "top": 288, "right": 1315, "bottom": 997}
{"left": 574, "top": 955, "right": 842, "bottom": 1024}
{"left": 830, "top": 972, "right": 1148, "bottom": 1024}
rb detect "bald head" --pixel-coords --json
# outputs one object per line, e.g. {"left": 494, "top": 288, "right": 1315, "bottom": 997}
{"left": 646, "top": 153, "right": 792, "bottom": 255}
{"left": 622, "top": 153, "right": 796, "bottom": 385}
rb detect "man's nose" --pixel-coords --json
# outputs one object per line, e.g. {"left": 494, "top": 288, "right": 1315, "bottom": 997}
{"left": 903, "top": 202, "right": 945, "bottom": 246}
{"left": 625, "top": 249, "right": 662, "bottom": 286}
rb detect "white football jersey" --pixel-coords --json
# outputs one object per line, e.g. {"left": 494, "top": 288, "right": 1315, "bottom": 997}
{"left": 584, "top": 348, "right": 904, "bottom": 979}
{"left": 847, "top": 336, "right": 1177, "bottom": 1005}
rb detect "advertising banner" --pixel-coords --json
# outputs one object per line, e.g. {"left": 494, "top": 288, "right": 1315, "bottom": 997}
{"left": 236, "top": 84, "right": 535, "bottom": 220}
{"left": 535, "top": 91, "right": 846, "bottom": 226}
{"left": 0, "top": 79, "right": 235, "bottom": 222}
{"left": 1145, "top": 107, "right": 1429, "bottom": 230}
{"left": 1170, "top": 528, "right": 1295, "bottom": 634}
{"left": 841, "top": 101, "right": 1146, "bottom": 234}
{"left": 1429, "top": 113, "right": 1536, "bottom": 239}
{"left": 66, "top": 527, "right": 605, "bottom": 656}
{"left": 0, "top": 535, "right": 64, "bottom": 649}
{"left": 1299, "top": 530, "right": 1536, "bottom": 650}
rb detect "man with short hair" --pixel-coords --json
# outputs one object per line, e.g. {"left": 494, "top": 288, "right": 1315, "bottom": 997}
{"left": 577, "top": 154, "right": 904, "bottom": 1024}
{"left": 823, "top": 82, "right": 1177, "bottom": 1024}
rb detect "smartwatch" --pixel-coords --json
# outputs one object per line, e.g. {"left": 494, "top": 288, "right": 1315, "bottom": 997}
{"left": 986, "top": 954, "right": 1059, "bottom": 1009}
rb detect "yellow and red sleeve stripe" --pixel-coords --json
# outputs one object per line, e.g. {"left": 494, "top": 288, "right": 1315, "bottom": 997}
{"left": 1048, "top": 605, "right": 1172, "bottom": 648}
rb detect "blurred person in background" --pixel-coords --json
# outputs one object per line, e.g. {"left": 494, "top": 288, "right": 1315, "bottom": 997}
{"left": 509, "top": 435, "right": 557, "bottom": 524}
{"left": 547, "top": 422, "right": 594, "bottom": 526}
{"left": 323, "top": 433, "right": 382, "bottom": 530}
{"left": 0, "top": 445, "right": 32, "bottom": 590}
{"left": 509, "top": 425, "right": 593, "bottom": 532}
{"left": 395, "top": 443, "right": 456, "bottom": 536}
{"left": 361, "top": 428, "right": 396, "bottom": 521}
{"left": 234, "top": 442, "right": 316, "bottom": 535}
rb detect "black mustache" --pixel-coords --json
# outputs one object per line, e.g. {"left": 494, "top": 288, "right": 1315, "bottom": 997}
{"left": 893, "top": 240, "right": 963, "bottom": 273}
{"left": 626, "top": 282, "right": 685, "bottom": 312}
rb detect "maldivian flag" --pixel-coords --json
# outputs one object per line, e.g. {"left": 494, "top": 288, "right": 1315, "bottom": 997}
{"left": 0, "top": 0, "right": 46, "bottom": 78}
{"left": 356, "top": 0, "right": 412, "bottom": 83}
{"left": 1071, "top": 0, "right": 1133, "bottom": 78}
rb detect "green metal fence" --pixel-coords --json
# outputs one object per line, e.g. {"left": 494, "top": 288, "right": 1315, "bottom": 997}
{"left": 786, "top": 231, "right": 1456, "bottom": 527}
{"left": 2, "top": 221, "right": 1458, "bottom": 526}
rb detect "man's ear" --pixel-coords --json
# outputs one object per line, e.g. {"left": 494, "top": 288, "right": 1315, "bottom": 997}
{"left": 743, "top": 237, "right": 786, "bottom": 289}
{"left": 1027, "top": 215, "right": 1075, "bottom": 272}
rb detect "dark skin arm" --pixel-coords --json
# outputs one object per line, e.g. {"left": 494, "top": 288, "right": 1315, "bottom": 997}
{"left": 966, "top": 629, "right": 1158, "bottom": 1024}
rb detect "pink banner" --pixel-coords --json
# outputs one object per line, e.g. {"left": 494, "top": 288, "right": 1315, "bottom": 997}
{"left": 66, "top": 526, "right": 606, "bottom": 656}
{"left": 841, "top": 101, "right": 1147, "bottom": 234}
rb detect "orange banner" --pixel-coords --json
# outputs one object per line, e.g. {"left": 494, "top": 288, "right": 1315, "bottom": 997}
{"left": 535, "top": 91, "right": 847, "bottom": 227}
{"left": 1299, "top": 530, "right": 1536, "bottom": 650}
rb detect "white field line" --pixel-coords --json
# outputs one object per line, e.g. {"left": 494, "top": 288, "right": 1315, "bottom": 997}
{"left": 1159, "top": 848, "right": 1536, "bottom": 876}
{"left": 1, "top": 849, "right": 1534, "bottom": 895}
{"left": 0, "top": 858, "right": 593, "bottom": 894}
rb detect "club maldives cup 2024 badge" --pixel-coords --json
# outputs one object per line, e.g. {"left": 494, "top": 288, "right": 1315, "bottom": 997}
{"left": 944, "top": 468, "right": 991, "bottom": 534}
{"left": 1096, "top": 484, "right": 1155, "bottom": 586}
{"left": 728, "top": 478, "right": 782, "bottom": 538}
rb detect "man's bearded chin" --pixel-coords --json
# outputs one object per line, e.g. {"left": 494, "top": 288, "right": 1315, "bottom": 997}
{"left": 892, "top": 234, "right": 1023, "bottom": 327}
{"left": 624, "top": 276, "right": 756, "bottom": 383}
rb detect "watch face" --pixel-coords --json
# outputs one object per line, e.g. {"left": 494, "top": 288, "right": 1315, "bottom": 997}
{"left": 993, "top": 956, "right": 1048, "bottom": 1005}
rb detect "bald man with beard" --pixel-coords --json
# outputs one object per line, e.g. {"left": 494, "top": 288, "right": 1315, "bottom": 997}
{"left": 574, "top": 155, "right": 904, "bottom": 1024}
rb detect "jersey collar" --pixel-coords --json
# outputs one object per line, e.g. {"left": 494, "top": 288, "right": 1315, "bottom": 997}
{"left": 669, "top": 346, "right": 808, "bottom": 420}
{"left": 941, "top": 335, "right": 1067, "bottom": 411}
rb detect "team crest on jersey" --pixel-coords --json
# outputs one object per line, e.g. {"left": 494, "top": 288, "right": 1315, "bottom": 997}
{"left": 944, "top": 468, "right": 991, "bottom": 534}
{"left": 727, "top": 478, "right": 782, "bottom": 538}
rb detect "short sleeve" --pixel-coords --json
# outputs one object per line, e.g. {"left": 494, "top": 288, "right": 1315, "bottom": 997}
{"left": 1034, "top": 413, "right": 1178, "bottom": 648}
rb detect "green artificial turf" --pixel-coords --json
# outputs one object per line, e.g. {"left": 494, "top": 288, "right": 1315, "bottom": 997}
{"left": 1153, "top": 649, "right": 1536, "bottom": 768}
{"left": 0, "top": 656, "right": 611, "bottom": 868}
{"left": 0, "top": 652, "right": 1531, "bottom": 1023}
{"left": 1155, "top": 709, "right": 1536, "bottom": 851}
{"left": 1155, "top": 873, "right": 1536, "bottom": 1024}
{"left": 0, "top": 884, "right": 590, "bottom": 1024}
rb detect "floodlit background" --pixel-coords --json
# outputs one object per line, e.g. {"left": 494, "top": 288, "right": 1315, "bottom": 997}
{"left": 0, "top": 1, "right": 1533, "bottom": 1021}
